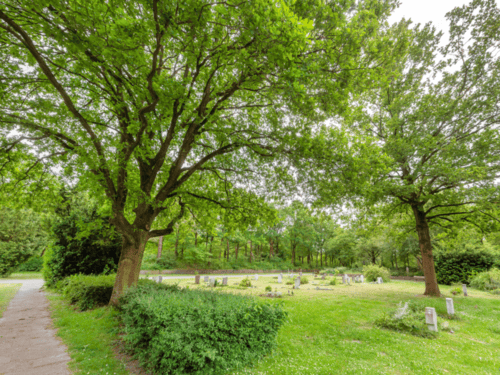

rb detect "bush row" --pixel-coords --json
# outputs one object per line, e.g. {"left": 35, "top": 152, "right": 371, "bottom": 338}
{"left": 435, "top": 251, "right": 497, "bottom": 285}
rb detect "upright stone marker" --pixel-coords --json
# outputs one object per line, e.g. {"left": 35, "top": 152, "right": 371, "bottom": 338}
{"left": 377, "top": 277, "right": 383, "bottom": 284}
{"left": 278, "top": 274, "right": 282, "bottom": 283}
{"left": 299, "top": 271, "right": 303, "bottom": 277}
{"left": 406, "top": 266, "right": 409, "bottom": 276}
{"left": 446, "top": 298, "right": 455, "bottom": 315}
{"left": 254, "top": 274, "right": 259, "bottom": 281}
{"left": 321, "top": 274, "right": 326, "bottom": 280}
{"left": 195, "top": 275, "right": 200, "bottom": 284}
{"left": 360, "top": 275, "right": 364, "bottom": 283}
{"left": 346, "top": 276, "right": 351, "bottom": 285}
{"left": 425, "top": 307, "right": 438, "bottom": 332}
{"left": 158, "top": 276, "right": 162, "bottom": 283}
{"left": 204, "top": 276, "right": 209, "bottom": 282}
{"left": 295, "top": 277, "right": 301, "bottom": 289}
{"left": 462, "top": 284, "right": 468, "bottom": 296}
{"left": 209, "top": 277, "right": 215, "bottom": 287}
{"left": 342, "top": 274, "right": 346, "bottom": 284}
{"left": 222, "top": 277, "right": 228, "bottom": 286}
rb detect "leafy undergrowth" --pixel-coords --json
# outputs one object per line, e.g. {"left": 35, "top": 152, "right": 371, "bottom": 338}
{"left": 0, "top": 283, "right": 21, "bottom": 317}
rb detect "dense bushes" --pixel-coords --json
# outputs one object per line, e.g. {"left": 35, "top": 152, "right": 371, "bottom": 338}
{"left": 54, "top": 274, "right": 116, "bottom": 311}
{"left": 16, "top": 256, "right": 44, "bottom": 272}
{"left": 435, "top": 251, "right": 496, "bottom": 285}
{"left": 0, "top": 208, "right": 48, "bottom": 277}
{"left": 119, "top": 284, "right": 287, "bottom": 374}
{"left": 470, "top": 268, "right": 500, "bottom": 292}
{"left": 363, "top": 264, "right": 391, "bottom": 282}
{"left": 43, "top": 210, "right": 122, "bottom": 286}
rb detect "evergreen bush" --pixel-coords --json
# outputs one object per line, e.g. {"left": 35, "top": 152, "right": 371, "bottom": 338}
{"left": 362, "top": 264, "right": 391, "bottom": 282}
{"left": 434, "top": 251, "right": 496, "bottom": 285}
{"left": 118, "top": 285, "right": 287, "bottom": 375}
{"left": 16, "top": 256, "right": 44, "bottom": 272}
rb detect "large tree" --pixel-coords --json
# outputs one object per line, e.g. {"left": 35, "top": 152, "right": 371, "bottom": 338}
{"left": 0, "top": 0, "right": 394, "bottom": 303}
{"left": 343, "top": 1, "right": 500, "bottom": 296}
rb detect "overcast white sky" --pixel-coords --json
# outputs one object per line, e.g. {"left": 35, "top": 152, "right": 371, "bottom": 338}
{"left": 388, "top": 0, "right": 476, "bottom": 32}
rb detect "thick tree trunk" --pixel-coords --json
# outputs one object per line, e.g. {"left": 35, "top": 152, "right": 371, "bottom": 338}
{"left": 109, "top": 231, "right": 148, "bottom": 306}
{"left": 412, "top": 205, "right": 441, "bottom": 297}
{"left": 157, "top": 236, "right": 163, "bottom": 260}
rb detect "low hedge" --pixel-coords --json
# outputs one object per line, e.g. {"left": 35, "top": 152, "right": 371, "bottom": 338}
{"left": 435, "top": 251, "right": 496, "bottom": 285}
{"left": 54, "top": 274, "right": 116, "bottom": 311}
{"left": 118, "top": 284, "right": 287, "bottom": 374}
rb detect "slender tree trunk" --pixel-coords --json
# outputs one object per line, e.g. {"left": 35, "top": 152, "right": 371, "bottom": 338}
{"left": 395, "top": 253, "right": 398, "bottom": 270}
{"left": 174, "top": 228, "right": 179, "bottom": 258}
{"left": 291, "top": 244, "right": 295, "bottom": 265}
{"left": 109, "top": 231, "right": 148, "bottom": 306}
{"left": 245, "top": 242, "right": 247, "bottom": 257}
{"left": 249, "top": 241, "right": 253, "bottom": 263}
{"left": 320, "top": 253, "right": 323, "bottom": 267}
{"left": 235, "top": 242, "right": 239, "bottom": 261}
{"left": 195, "top": 231, "right": 198, "bottom": 247}
{"left": 411, "top": 205, "right": 441, "bottom": 296}
{"left": 226, "top": 239, "right": 230, "bottom": 262}
{"left": 269, "top": 239, "right": 274, "bottom": 258}
{"left": 157, "top": 236, "right": 163, "bottom": 260}
{"left": 208, "top": 236, "right": 213, "bottom": 266}
{"left": 316, "top": 253, "right": 318, "bottom": 267}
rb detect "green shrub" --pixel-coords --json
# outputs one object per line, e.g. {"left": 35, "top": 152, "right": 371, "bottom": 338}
{"left": 362, "top": 264, "right": 391, "bottom": 282}
{"left": 329, "top": 278, "right": 337, "bottom": 286}
{"left": 43, "top": 210, "right": 122, "bottom": 287}
{"left": 55, "top": 274, "right": 116, "bottom": 311}
{"left": 300, "top": 276, "right": 309, "bottom": 284}
{"left": 239, "top": 277, "right": 252, "bottom": 287}
{"left": 435, "top": 251, "right": 496, "bottom": 285}
{"left": 16, "top": 256, "right": 44, "bottom": 272}
{"left": 335, "top": 267, "right": 347, "bottom": 274}
{"left": 265, "top": 285, "right": 272, "bottom": 292}
{"left": 470, "top": 268, "right": 500, "bottom": 292}
{"left": 118, "top": 285, "right": 287, "bottom": 375}
{"left": 374, "top": 301, "right": 437, "bottom": 339}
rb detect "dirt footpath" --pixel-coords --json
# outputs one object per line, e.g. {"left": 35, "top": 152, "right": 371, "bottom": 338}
{"left": 0, "top": 279, "right": 71, "bottom": 375}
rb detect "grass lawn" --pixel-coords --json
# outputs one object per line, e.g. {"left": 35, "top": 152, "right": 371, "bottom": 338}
{"left": 48, "top": 275, "right": 500, "bottom": 375}
{"left": 0, "top": 283, "right": 21, "bottom": 318}
{"left": 2, "top": 271, "right": 43, "bottom": 279}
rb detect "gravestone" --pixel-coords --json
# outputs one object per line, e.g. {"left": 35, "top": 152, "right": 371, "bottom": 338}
{"left": 299, "top": 271, "right": 303, "bottom": 277}
{"left": 406, "top": 266, "right": 409, "bottom": 276}
{"left": 158, "top": 276, "right": 162, "bottom": 283}
{"left": 360, "top": 275, "right": 364, "bottom": 283}
{"left": 346, "top": 276, "right": 351, "bottom": 285}
{"left": 425, "top": 307, "right": 438, "bottom": 332}
{"left": 321, "top": 274, "right": 326, "bottom": 280}
{"left": 446, "top": 298, "right": 455, "bottom": 315}
{"left": 278, "top": 274, "right": 282, "bottom": 283}
{"left": 204, "top": 276, "right": 209, "bottom": 282}
{"left": 462, "top": 284, "right": 468, "bottom": 297}
{"left": 342, "top": 274, "right": 346, "bottom": 284}
{"left": 222, "top": 277, "right": 228, "bottom": 286}
{"left": 377, "top": 277, "right": 383, "bottom": 284}
{"left": 209, "top": 277, "right": 215, "bottom": 287}
{"left": 254, "top": 274, "right": 259, "bottom": 281}
{"left": 195, "top": 275, "right": 200, "bottom": 284}
{"left": 295, "top": 277, "right": 301, "bottom": 289}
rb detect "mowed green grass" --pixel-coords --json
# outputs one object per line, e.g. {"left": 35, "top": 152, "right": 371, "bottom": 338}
{"left": 47, "top": 275, "right": 500, "bottom": 375}
{"left": 3, "top": 271, "right": 43, "bottom": 279}
{"left": 0, "top": 283, "right": 21, "bottom": 318}
{"left": 162, "top": 275, "right": 500, "bottom": 375}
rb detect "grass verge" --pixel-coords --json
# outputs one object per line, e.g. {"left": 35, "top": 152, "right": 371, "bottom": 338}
{"left": 46, "top": 294, "right": 130, "bottom": 375}
{"left": 0, "top": 283, "right": 21, "bottom": 318}
{"left": 3, "top": 272, "right": 43, "bottom": 279}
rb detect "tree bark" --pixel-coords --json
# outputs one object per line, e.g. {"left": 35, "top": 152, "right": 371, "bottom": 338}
{"left": 226, "top": 239, "right": 230, "bottom": 262}
{"left": 249, "top": 241, "right": 253, "bottom": 263}
{"left": 174, "top": 228, "right": 179, "bottom": 258}
{"left": 157, "top": 236, "right": 163, "bottom": 260}
{"left": 412, "top": 205, "right": 441, "bottom": 296}
{"left": 269, "top": 239, "right": 274, "bottom": 258}
{"left": 109, "top": 231, "right": 148, "bottom": 306}
{"left": 235, "top": 242, "right": 239, "bottom": 261}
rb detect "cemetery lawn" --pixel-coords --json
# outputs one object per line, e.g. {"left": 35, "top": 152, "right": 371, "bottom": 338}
{"left": 47, "top": 275, "right": 500, "bottom": 375}
{"left": 3, "top": 271, "right": 43, "bottom": 279}
{"left": 0, "top": 283, "right": 21, "bottom": 318}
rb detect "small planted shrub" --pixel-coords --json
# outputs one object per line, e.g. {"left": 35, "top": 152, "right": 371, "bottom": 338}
{"left": 300, "top": 276, "right": 309, "bottom": 284}
{"left": 329, "top": 278, "right": 337, "bottom": 286}
{"left": 239, "top": 277, "right": 252, "bottom": 288}
{"left": 286, "top": 279, "right": 294, "bottom": 285}
{"left": 374, "top": 301, "right": 438, "bottom": 339}
{"left": 435, "top": 251, "right": 496, "bottom": 285}
{"left": 470, "top": 268, "right": 500, "bottom": 292}
{"left": 265, "top": 285, "right": 272, "bottom": 292}
{"left": 450, "top": 285, "right": 462, "bottom": 295}
{"left": 119, "top": 285, "right": 287, "bottom": 375}
{"left": 363, "top": 264, "right": 391, "bottom": 282}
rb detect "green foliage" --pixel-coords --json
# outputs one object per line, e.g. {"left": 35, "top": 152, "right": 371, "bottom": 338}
{"left": 239, "top": 278, "right": 252, "bottom": 288}
{"left": 43, "top": 207, "right": 122, "bottom": 287}
{"left": 265, "top": 285, "right": 272, "bottom": 292}
{"left": 329, "top": 278, "right": 337, "bottom": 286}
{"left": 362, "top": 264, "right": 391, "bottom": 282}
{"left": 16, "top": 256, "right": 43, "bottom": 272}
{"left": 374, "top": 301, "right": 437, "bottom": 339}
{"left": 0, "top": 207, "right": 48, "bottom": 277}
{"left": 118, "top": 285, "right": 287, "bottom": 375}
{"left": 300, "top": 276, "right": 309, "bottom": 284}
{"left": 435, "top": 251, "right": 496, "bottom": 286}
{"left": 470, "top": 268, "right": 500, "bottom": 292}
{"left": 54, "top": 274, "right": 116, "bottom": 311}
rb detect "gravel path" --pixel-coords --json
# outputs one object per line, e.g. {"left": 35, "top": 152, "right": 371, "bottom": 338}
{"left": 0, "top": 279, "right": 71, "bottom": 375}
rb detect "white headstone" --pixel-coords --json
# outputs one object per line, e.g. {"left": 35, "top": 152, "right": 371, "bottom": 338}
{"left": 222, "top": 277, "right": 228, "bottom": 286}
{"left": 425, "top": 307, "right": 438, "bottom": 332}
{"left": 342, "top": 274, "right": 347, "bottom": 284}
{"left": 446, "top": 298, "right": 455, "bottom": 315}
{"left": 347, "top": 277, "right": 351, "bottom": 285}
{"left": 158, "top": 276, "right": 162, "bottom": 283}
{"left": 295, "top": 277, "right": 301, "bottom": 289}
{"left": 204, "top": 276, "right": 209, "bottom": 282}
{"left": 254, "top": 274, "right": 259, "bottom": 281}
{"left": 209, "top": 277, "right": 215, "bottom": 287}
{"left": 278, "top": 274, "right": 282, "bottom": 283}
{"left": 462, "top": 284, "right": 468, "bottom": 296}
{"left": 377, "top": 277, "right": 383, "bottom": 284}
{"left": 299, "top": 271, "right": 303, "bottom": 277}
{"left": 360, "top": 275, "right": 364, "bottom": 283}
